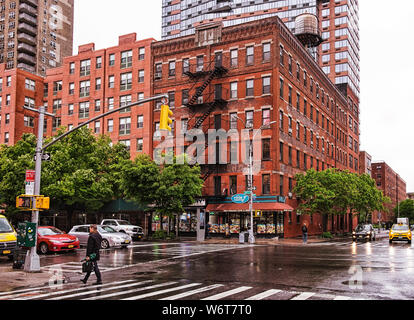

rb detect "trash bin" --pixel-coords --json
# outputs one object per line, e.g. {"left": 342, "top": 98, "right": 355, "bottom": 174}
{"left": 13, "top": 247, "right": 28, "bottom": 270}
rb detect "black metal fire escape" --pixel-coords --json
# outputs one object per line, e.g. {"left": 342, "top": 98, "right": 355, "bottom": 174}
{"left": 184, "top": 54, "right": 228, "bottom": 182}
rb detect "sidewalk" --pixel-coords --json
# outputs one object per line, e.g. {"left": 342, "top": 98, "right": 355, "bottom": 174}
{"left": 0, "top": 266, "right": 53, "bottom": 294}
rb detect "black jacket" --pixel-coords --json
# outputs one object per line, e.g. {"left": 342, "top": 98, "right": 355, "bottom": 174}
{"left": 302, "top": 226, "right": 308, "bottom": 234}
{"left": 86, "top": 232, "right": 102, "bottom": 261}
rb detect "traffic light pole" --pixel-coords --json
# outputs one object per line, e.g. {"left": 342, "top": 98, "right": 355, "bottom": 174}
{"left": 23, "top": 105, "right": 54, "bottom": 272}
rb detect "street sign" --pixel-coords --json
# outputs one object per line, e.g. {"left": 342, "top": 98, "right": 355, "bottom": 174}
{"left": 25, "top": 182, "right": 35, "bottom": 196}
{"left": 231, "top": 194, "right": 249, "bottom": 204}
{"left": 25, "top": 170, "right": 36, "bottom": 182}
{"left": 33, "top": 153, "right": 51, "bottom": 161}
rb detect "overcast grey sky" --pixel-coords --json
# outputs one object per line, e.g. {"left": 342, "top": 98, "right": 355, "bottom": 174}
{"left": 73, "top": 1, "right": 414, "bottom": 192}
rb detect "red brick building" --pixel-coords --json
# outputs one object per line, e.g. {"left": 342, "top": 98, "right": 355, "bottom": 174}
{"left": 43, "top": 33, "right": 155, "bottom": 160}
{"left": 371, "top": 161, "right": 407, "bottom": 225}
{"left": 359, "top": 151, "right": 372, "bottom": 176}
{"left": 151, "top": 17, "right": 359, "bottom": 238}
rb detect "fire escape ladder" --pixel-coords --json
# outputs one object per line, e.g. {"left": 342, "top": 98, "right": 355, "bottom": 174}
{"left": 187, "top": 67, "right": 220, "bottom": 107}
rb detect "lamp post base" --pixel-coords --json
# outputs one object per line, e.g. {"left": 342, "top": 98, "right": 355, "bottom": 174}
{"left": 248, "top": 231, "right": 255, "bottom": 244}
{"left": 24, "top": 249, "right": 41, "bottom": 273}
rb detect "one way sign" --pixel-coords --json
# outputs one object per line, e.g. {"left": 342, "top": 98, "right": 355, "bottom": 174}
{"left": 34, "top": 153, "right": 51, "bottom": 161}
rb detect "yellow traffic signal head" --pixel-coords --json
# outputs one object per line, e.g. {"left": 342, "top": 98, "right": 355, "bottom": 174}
{"left": 160, "top": 104, "right": 173, "bottom": 131}
{"left": 16, "top": 196, "right": 33, "bottom": 210}
{"left": 35, "top": 196, "right": 50, "bottom": 210}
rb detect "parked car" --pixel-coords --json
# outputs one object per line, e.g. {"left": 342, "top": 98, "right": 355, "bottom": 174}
{"left": 68, "top": 224, "right": 132, "bottom": 249}
{"left": 352, "top": 224, "right": 376, "bottom": 242}
{"left": 389, "top": 223, "right": 412, "bottom": 244}
{"left": 0, "top": 215, "right": 17, "bottom": 260}
{"left": 101, "top": 219, "right": 144, "bottom": 240}
{"left": 37, "top": 226, "right": 80, "bottom": 255}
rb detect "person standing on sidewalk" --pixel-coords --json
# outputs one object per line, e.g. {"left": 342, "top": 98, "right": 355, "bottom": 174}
{"left": 81, "top": 224, "right": 103, "bottom": 285}
{"left": 302, "top": 223, "right": 308, "bottom": 244}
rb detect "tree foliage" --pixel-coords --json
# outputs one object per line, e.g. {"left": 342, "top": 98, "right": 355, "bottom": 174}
{"left": 294, "top": 169, "right": 390, "bottom": 222}
{"left": 394, "top": 199, "right": 414, "bottom": 223}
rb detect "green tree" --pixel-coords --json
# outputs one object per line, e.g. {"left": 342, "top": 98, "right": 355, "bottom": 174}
{"left": 120, "top": 153, "right": 204, "bottom": 235}
{"left": 394, "top": 199, "right": 414, "bottom": 223}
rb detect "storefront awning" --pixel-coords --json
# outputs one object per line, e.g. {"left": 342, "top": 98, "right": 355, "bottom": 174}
{"left": 206, "top": 202, "right": 294, "bottom": 212}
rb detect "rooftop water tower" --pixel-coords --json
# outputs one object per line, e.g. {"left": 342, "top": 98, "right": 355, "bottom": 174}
{"left": 294, "top": 13, "right": 323, "bottom": 61}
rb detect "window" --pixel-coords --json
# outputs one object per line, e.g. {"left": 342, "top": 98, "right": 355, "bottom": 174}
{"left": 137, "top": 115, "right": 144, "bottom": 128}
{"left": 24, "top": 97, "right": 35, "bottom": 108}
{"left": 53, "top": 81, "right": 62, "bottom": 95}
{"left": 168, "top": 61, "right": 176, "bottom": 77}
{"left": 79, "top": 80, "right": 90, "bottom": 97}
{"left": 230, "top": 113, "right": 238, "bottom": 130}
{"left": 279, "top": 45, "right": 284, "bottom": 65}
{"left": 53, "top": 99, "right": 62, "bottom": 112}
{"left": 263, "top": 43, "right": 270, "bottom": 62}
{"left": 246, "top": 79, "right": 254, "bottom": 97}
{"left": 262, "top": 139, "right": 271, "bottom": 160}
{"left": 119, "top": 117, "right": 131, "bottom": 135}
{"left": 6, "top": 76, "right": 11, "bottom": 87}
{"left": 279, "top": 78, "right": 284, "bottom": 98}
{"left": 138, "top": 47, "right": 145, "bottom": 60}
{"left": 262, "top": 109, "right": 270, "bottom": 126}
{"left": 119, "top": 140, "right": 131, "bottom": 151}
{"left": 196, "top": 56, "right": 203, "bottom": 72}
{"left": 288, "top": 55, "right": 292, "bottom": 74}
{"left": 155, "top": 63, "right": 162, "bottom": 80}
{"left": 246, "top": 46, "right": 254, "bottom": 65}
{"left": 279, "top": 175, "right": 284, "bottom": 196}
{"left": 230, "top": 49, "right": 238, "bottom": 67}
{"left": 182, "top": 58, "right": 189, "bottom": 74}
{"left": 230, "top": 82, "right": 238, "bottom": 99}
{"left": 69, "top": 62, "right": 75, "bottom": 74}
{"left": 80, "top": 59, "right": 91, "bottom": 76}
{"left": 96, "top": 57, "right": 102, "bottom": 69}
{"left": 79, "top": 101, "right": 90, "bottom": 119}
{"left": 262, "top": 76, "right": 270, "bottom": 94}
{"left": 108, "top": 75, "right": 115, "bottom": 88}
{"left": 52, "top": 117, "right": 61, "bottom": 131}
{"left": 108, "top": 97, "right": 114, "bottom": 110}
{"left": 94, "top": 121, "right": 100, "bottom": 134}
{"left": 262, "top": 174, "right": 271, "bottom": 195}
{"left": 230, "top": 176, "right": 237, "bottom": 195}
{"left": 6, "top": 95, "right": 10, "bottom": 106}
{"left": 95, "top": 99, "right": 101, "bottom": 112}
{"left": 138, "top": 70, "right": 145, "bottom": 83}
{"left": 182, "top": 89, "right": 189, "bottom": 105}
{"left": 109, "top": 54, "right": 115, "bottom": 66}
{"left": 95, "top": 78, "right": 101, "bottom": 91}
{"left": 120, "top": 95, "right": 132, "bottom": 112}
{"left": 245, "top": 110, "right": 253, "bottom": 128}
{"left": 137, "top": 138, "right": 143, "bottom": 152}
{"left": 25, "top": 78, "right": 35, "bottom": 90}
{"left": 168, "top": 91, "right": 175, "bottom": 108}
{"left": 24, "top": 116, "right": 34, "bottom": 127}
{"left": 4, "top": 132, "right": 9, "bottom": 144}
{"left": 68, "top": 104, "right": 74, "bottom": 115}
{"left": 107, "top": 119, "right": 114, "bottom": 132}
{"left": 121, "top": 50, "right": 133, "bottom": 69}
{"left": 280, "top": 142, "right": 284, "bottom": 162}
{"left": 120, "top": 72, "right": 132, "bottom": 91}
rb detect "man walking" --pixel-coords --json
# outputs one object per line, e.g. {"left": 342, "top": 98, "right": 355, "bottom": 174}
{"left": 81, "top": 224, "right": 103, "bottom": 285}
{"left": 302, "top": 223, "right": 308, "bottom": 244}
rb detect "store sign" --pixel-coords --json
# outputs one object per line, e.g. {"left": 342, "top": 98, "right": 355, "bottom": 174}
{"left": 231, "top": 194, "right": 249, "bottom": 204}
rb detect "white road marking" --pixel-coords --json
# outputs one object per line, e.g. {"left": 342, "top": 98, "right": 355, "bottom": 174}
{"left": 83, "top": 281, "right": 178, "bottom": 300}
{"left": 17, "top": 279, "right": 137, "bottom": 300}
{"left": 202, "top": 286, "right": 252, "bottom": 300}
{"left": 245, "top": 289, "right": 282, "bottom": 300}
{"left": 291, "top": 292, "right": 315, "bottom": 300}
{"left": 122, "top": 283, "right": 202, "bottom": 300}
{"left": 159, "top": 284, "right": 225, "bottom": 300}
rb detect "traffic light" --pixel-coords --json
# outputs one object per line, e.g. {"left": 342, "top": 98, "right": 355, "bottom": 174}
{"left": 35, "top": 196, "right": 50, "bottom": 210}
{"left": 160, "top": 104, "right": 173, "bottom": 131}
{"left": 16, "top": 195, "right": 33, "bottom": 210}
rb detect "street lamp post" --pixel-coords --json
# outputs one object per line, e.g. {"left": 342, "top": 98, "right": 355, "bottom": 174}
{"left": 235, "top": 116, "right": 276, "bottom": 244}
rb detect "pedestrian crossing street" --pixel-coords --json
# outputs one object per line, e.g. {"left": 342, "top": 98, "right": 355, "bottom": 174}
{"left": 0, "top": 278, "right": 357, "bottom": 301}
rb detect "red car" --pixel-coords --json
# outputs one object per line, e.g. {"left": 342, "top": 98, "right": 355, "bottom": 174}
{"left": 37, "top": 226, "right": 80, "bottom": 254}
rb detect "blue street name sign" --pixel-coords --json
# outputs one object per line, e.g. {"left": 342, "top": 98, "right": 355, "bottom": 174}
{"left": 231, "top": 194, "right": 250, "bottom": 204}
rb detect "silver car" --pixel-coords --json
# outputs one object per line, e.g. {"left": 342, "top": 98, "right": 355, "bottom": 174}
{"left": 68, "top": 225, "right": 132, "bottom": 249}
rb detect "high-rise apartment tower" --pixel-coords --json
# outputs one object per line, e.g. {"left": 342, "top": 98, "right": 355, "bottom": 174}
{"left": 0, "top": 0, "right": 74, "bottom": 76}
{"left": 161, "top": 0, "right": 359, "bottom": 99}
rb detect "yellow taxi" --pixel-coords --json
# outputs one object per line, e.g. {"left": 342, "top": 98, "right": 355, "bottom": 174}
{"left": 0, "top": 215, "right": 17, "bottom": 260}
{"left": 389, "top": 223, "right": 412, "bottom": 244}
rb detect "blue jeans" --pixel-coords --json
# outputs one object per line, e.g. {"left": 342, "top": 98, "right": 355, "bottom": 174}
{"left": 303, "top": 232, "right": 308, "bottom": 244}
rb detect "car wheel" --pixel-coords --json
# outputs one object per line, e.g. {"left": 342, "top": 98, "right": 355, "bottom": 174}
{"left": 39, "top": 242, "right": 49, "bottom": 255}
{"left": 101, "top": 239, "right": 110, "bottom": 249}
{"left": 408, "top": 240, "right": 412, "bottom": 244}
{"left": 389, "top": 239, "right": 392, "bottom": 244}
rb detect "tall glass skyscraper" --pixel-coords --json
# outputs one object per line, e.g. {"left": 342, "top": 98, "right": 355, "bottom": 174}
{"left": 161, "top": 0, "right": 360, "bottom": 99}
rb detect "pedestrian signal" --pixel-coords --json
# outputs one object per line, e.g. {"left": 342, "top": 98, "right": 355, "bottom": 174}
{"left": 16, "top": 195, "right": 33, "bottom": 210}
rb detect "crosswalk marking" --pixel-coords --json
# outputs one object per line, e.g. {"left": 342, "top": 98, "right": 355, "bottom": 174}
{"left": 291, "top": 292, "right": 315, "bottom": 300}
{"left": 202, "top": 286, "right": 252, "bottom": 300}
{"left": 83, "top": 281, "right": 178, "bottom": 300}
{"left": 18, "top": 280, "right": 137, "bottom": 300}
{"left": 122, "top": 283, "right": 202, "bottom": 300}
{"left": 245, "top": 289, "right": 282, "bottom": 300}
{"left": 159, "top": 284, "right": 225, "bottom": 300}
{"left": 48, "top": 280, "right": 155, "bottom": 301}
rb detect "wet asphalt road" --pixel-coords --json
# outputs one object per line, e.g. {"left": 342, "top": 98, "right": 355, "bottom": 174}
{"left": 1, "top": 237, "right": 414, "bottom": 300}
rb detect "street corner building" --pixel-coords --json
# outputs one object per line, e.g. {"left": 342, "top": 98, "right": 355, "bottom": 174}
{"left": 151, "top": 15, "right": 360, "bottom": 238}
{"left": 0, "top": 6, "right": 361, "bottom": 238}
